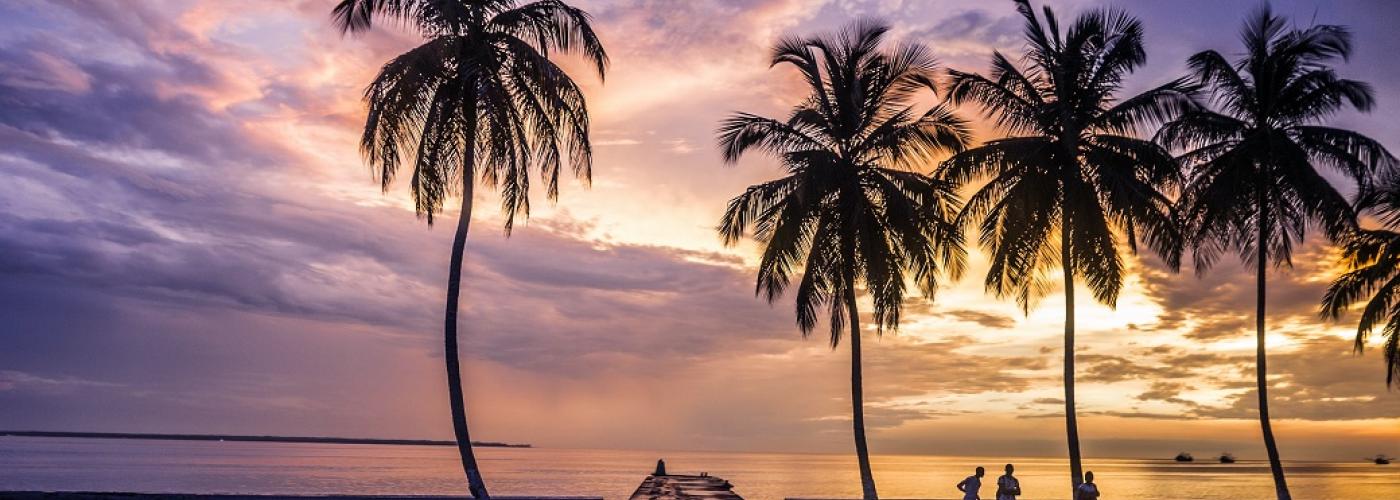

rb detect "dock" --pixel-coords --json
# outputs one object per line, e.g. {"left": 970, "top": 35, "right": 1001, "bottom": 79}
{"left": 628, "top": 459, "right": 741, "bottom": 500}
{"left": 627, "top": 475, "right": 741, "bottom": 500}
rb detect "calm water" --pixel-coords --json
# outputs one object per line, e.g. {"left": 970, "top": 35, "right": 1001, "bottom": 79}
{"left": 1, "top": 437, "right": 1397, "bottom": 499}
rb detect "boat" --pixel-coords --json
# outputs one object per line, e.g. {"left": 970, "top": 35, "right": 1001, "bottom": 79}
{"left": 1373, "top": 455, "right": 1393, "bottom": 465}
{"left": 1174, "top": 452, "right": 1194, "bottom": 462}
{"left": 1219, "top": 453, "right": 1236, "bottom": 464}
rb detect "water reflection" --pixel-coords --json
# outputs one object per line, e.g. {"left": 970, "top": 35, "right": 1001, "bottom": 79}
{"left": 0, "top": 437, "right": 1396, "bottom": 499}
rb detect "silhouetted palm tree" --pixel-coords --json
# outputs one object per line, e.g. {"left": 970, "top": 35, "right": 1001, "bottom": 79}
{"left": 938, "top": 0, "right": 1188, "bottom": 493}
{"left": 1159, "top": 6, "right": 1392, "bottom": 499}
{"left": 333, "top": 1, "right": 606, "bottom": 497}
{"left": 1322, "top": 174, "right": 1400, "bottom": 387}
{"left": 717, "top": 21, "right": 970, "bottom": 500}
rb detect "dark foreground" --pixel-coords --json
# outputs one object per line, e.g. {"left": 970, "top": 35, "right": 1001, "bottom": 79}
{"left": 0, "top": 492, "right": 596, "bottom": 495}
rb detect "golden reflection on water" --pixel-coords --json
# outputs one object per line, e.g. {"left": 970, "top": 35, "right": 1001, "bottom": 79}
{"left": 1, "top": 437, "right": 1396, "bottom": 499}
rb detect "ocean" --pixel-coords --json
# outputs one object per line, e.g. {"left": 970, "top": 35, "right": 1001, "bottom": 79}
{"left": 1, "top": 436, "right": 1396, "bottom": 499}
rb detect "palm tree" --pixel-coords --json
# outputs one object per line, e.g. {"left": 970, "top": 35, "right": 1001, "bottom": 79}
{"left": 1322, "top": 173, "right": 1400, "bottom": 387}
{"left": 716, "top": 21, "right": 970, "bottom": 500}
{"left": 1158, "top": 6, "right": 1393, "bottom": 499}
{"left": 937, "top": 0, "right": 1188, "bottom": 493}
{"left": 332, "top": 1, "right": 606, "bottom": 497}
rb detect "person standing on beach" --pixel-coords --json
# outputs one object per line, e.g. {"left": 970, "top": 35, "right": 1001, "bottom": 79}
{"left": 996, "top": 464, "right": 1021, "bottom": 500}
{"left": 957, "top": 466, "right": 986, "bottom": 500}
{"left": 1075, "top": 471, "right": 1101, "bottom": 500}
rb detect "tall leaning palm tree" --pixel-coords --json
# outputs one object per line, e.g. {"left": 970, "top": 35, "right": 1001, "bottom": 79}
{"left": 717, "top": 21, "right": 970, "bottom": 500}
{"left": 1323, "top": 173, "right": 1400, "bottom": 388}
{"left": 1159, "top": 6, "right": 1392, "bottom": 499}
{"left": 937, "top": 1, "right": 1188, "bottom": 494}
{"left": 333, "top": 1, "right": 606, "bottom": 497}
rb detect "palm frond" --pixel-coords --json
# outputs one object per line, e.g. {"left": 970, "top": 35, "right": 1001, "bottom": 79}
{"left": 718, "top": 20, "right": 967, "bottom": 348}
{"left": 345, "top": 0, "right": 606, "bottom": 230}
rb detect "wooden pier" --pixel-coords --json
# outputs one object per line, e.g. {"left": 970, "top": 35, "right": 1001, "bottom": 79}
{"left": 628, "top": 459, "right": 742, "bottom": 500}
{"left": 627, "top": 475, "right": 742, "bottom": 500}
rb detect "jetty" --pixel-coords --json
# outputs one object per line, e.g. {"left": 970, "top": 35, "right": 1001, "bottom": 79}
{"left": 628, "top": 460, "right": 742, "bottom": 500}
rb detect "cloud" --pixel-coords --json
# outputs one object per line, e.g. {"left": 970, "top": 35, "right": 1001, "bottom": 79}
{"left": 1134, "top": 381, "right": 1202, "bottom": 408}
{"left": 1078, "top": 353, "right": 1195, "bottom": 383}
{"left": 937, "top": 309, "right": 1018, "bottom": 329}
{"left": 0, "top": 370, "right": 122, "bottom": 393}
{"left": 1190, "top": 336, "right": 1400, "bottom": 421}
{"left": 904, "top": 8, "right": 1023, "bottom": 61}
{"left": 0, "top": 49, "right": 91, "bottom": 93}
{"left": 595, "top": 138, "right": 643, "bottom": 147}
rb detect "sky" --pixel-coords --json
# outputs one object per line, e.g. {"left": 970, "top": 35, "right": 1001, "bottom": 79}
{"left": 2, "top": 0, "right": 1399, "bottom": 462}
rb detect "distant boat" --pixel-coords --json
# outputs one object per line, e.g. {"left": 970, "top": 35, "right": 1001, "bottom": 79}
{"left": 1372, "top": 455, "right": 1393, "bottom": 465}
{"left": 1175, "top": 452, "right": 1194, "bottom": 462}
{"left": 1219, "top": 453, "right": 1236, "bottom": 464}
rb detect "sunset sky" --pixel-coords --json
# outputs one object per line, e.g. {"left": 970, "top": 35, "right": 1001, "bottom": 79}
{"left": 3, "top": 0, "right": 1400, "bottom": 462}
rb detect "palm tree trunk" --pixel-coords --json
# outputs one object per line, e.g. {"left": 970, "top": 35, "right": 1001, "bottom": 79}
{"left": 1256, "top": 204, "right": 1290, "bottom": 500}
{"left": 1061, "top": 212, "right": 1083, "bottom": 494}
{"left": 445, "top": 148, "right": 489, "bottom": 499}
{"left": 846, "top": 288, "right": 878, "bottom": 500}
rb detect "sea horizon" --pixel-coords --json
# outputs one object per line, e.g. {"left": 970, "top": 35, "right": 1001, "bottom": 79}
{"left": 3, "top": 435, "right": 1397, "bottom": 499}
{"left": 0, "top": 430, "right": 1383, "bottom": 463}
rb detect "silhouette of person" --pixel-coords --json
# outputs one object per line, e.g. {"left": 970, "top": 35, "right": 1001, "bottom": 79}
{"left": 957, "top": 466, "right": 986, "bottom": 500}
{"left": 996, "top": 463, "right": 1020, "bottom": 500}
{"left": 1075, "top": 471, "right": 1101, "bottom": 500}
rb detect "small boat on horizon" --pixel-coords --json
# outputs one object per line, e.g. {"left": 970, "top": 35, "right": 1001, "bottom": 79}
{"left": 1372, "top": 455, "right": 1393, "bottom": 465}
{"left": 1219, "top": 453, "right": 1236, "bottom": 464}
{"left": 1174, "top": 452, "right": 1194, "bottom": 462}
